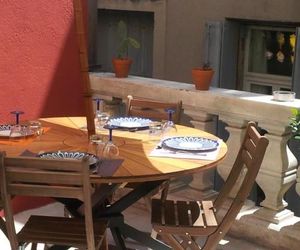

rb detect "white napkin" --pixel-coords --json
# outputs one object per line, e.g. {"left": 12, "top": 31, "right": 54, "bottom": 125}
{"left": 149, "top": 139, "right": 222, "bottom": 160}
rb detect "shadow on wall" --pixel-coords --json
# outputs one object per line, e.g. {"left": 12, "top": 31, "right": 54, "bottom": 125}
{"left": 0, "top": 0, "right": 86, "bottom": 124}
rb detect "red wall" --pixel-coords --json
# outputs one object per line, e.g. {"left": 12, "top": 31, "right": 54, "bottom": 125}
{"left": 0, "top": 0, "right": 87, "bottom": 124}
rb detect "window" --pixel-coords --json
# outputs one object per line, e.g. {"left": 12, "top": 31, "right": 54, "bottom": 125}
{"left": 243, "top": 26, "right": 296, "bottom": 94}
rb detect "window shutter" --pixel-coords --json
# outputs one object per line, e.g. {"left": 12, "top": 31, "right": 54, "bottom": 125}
{"left": 292, "top": 27, "right": 300, "bottom": 98}
{"left": 219, "top": 20, "right": 240, "bottom": 89}
{"left": 203, "top": 21, "right": 223, "bottom": 87}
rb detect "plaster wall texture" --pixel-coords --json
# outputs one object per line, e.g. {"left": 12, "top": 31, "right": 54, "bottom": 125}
{"left": 95, "top": 0, "right": 300, "bottom": 82}
{"left": 0, "top": 0, "right": 86, "bottom": 123}
{"left": 165, "top": 0, "right": 300, "bottom": 82}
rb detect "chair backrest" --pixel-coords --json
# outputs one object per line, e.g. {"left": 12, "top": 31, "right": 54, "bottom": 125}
{"left": 213, "top": 122, "right": 268, "bottom": 232}
{"left": 0, "top": 152, "right": 95, "bottom": 249}
{"left": 0, "top": 197, "right": 7, "bottom": 238}
{"left": 126, "top": 95, "right": 182, "bottom": 123}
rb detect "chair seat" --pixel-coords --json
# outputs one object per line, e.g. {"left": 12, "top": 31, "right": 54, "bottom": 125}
{"left": 18, "top": 215, "right": 108, "bottom": 247}
{"left": 151, "top": 199, "right": 218, "bottom": 236}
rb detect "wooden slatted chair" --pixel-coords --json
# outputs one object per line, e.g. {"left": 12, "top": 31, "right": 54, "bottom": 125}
{"left": 0, "top": 152, "right": 108, "bottom": 250}
{"left": 151, "top": 121, "right": 269, "bottom": 250}
{"left": 126, "top": 95, "right": 182, "bottom": 123}
{"left": 126, "top": 95, "right": 183, "bottom": 207}
{"left": 0, "top": 198, "right": 7, "bottom": 238}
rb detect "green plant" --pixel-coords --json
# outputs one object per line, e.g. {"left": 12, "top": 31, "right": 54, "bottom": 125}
{"left": 289, "top": 108, "right": 300, "bottom": 139}
{"left": 116, "top": 20, "right": 140, "bottom": 59}
{"left": 202, "top": 62, "right": 212, "bottom": 70}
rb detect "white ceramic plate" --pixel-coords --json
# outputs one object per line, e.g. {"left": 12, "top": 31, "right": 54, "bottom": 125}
{"left": 0, "top": 124, "right": 34, "bottom": 138}
{"left": 162, "top": 136, "right": 219, "bottom": 152}
{"left": 38, "top": 151, "right": 99, "bottom": 169}
{"left": 108, "top": 117, "right": 152, "bottom": 129}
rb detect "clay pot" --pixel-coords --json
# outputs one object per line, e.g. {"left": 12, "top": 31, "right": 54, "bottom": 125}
{"left": 112, "top": 58, "right": 132, "bottom": 78}
{"left": 192, "top": 68, "right": 214, "bottom": 90}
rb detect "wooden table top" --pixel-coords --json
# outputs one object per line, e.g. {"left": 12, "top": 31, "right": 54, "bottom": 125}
{"left": 1, "top": 117, "right": 227, "bottom": 184}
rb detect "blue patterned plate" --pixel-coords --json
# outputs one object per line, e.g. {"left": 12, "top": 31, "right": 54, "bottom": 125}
{"left": 162, "top": 136, "right": 219, "bottom": 152}
{"left": 38, "top": 151, "right": 99, "bottom": 169}
{"left": 107, "top": 117, "right": 152, "bottom": 129}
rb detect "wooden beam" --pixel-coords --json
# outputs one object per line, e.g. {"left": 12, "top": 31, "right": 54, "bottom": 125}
{"left": 73, "top": 0, "right": 95, "bottom": 136}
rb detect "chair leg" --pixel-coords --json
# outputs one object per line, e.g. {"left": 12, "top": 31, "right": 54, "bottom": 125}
{"left": 31, "top": 243, "right": 37, "bottom": 250}
{"left": 150, "top": 229, "right": 158, "bottom": 240}
{"left": 160, "top": 234, "right": 185, "bottom": 250}
{"left": 0, "top": 217, "right": 7, "bottom": 237}
{"left": 99, "top": 232, "right": 108, "bottom": 250}
{"left": 179, "top": 235, "right": 201, "bottom": 250}
{"left": 18, "top": 244, "right": 26, "bottom": 250}
{"left": 110, "top": 227, "right": 127, "bottom": 250}
{"left": 147, "top": 230, "right": 159, "bottom": 250}
{"left": 203, "top": 232, "right": 221, "bottom": 250}
{"left": 160, "top": 181, "right": 170, "bottom": 202}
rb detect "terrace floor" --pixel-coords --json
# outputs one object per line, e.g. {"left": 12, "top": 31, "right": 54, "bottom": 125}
{"left": 0, "top": 182, "right": 269, "bottom": 250}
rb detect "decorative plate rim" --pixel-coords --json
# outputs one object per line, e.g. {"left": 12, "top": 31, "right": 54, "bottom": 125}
{"left": 108, "top": 117, "right": 152, "bottom": 129}
{"left": 161, "top": 136, "right": 219, "bottom": 152}
{"left": 38, "top": 151, "right": 99, "bottom": 169}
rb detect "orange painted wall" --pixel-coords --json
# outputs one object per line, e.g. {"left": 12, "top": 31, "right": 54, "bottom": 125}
{"left": 0, "top": 0, "right": 87, "bottom": 124}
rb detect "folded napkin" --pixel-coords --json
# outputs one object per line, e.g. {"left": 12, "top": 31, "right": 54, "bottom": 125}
{"left": 149, "top": 140, "right": 222, "bottom": 161}
{"left": 20, "top": 149, "right": 37, "bottom": 157}
{"left": 96, "top": 159, "right": 124, "bottom": 177}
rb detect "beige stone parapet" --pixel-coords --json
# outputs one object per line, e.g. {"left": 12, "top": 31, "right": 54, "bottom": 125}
{"left": 297, "top": 168, "right": 300, "bottom": 196}
{"left": 90, "top": 73, "right": 300, "bottom": 224}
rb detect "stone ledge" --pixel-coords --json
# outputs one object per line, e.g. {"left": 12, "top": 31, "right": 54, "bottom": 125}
{"left": 220, "top": 203, "right": 300, "bottom": 250}
{"left": 90, "top": 72, "right": 300, "bottom": 131}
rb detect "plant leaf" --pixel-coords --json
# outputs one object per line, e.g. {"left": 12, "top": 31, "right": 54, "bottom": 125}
{"left": 117, "top": 20, "right": 127, "bottom": 41}
{"left": 128, "top": 37, "right": 140, "bottom": 49}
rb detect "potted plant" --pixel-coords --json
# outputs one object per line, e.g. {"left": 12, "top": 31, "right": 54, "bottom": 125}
{"left": 191, "top": 62, "right": 214, "bottom": 90}
{"left": 112, "top": 20, "right": 140, "bottom": 78}
{"left": 288, "top": 108, "right": 300, "bottom": 162}
{"left": 289, "top": 108, "right": 300, "bottom": 139}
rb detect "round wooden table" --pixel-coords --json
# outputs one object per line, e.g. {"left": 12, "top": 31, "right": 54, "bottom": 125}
{"left": 2, "top": 117, "right": 227, "bottom": 183}
{"left": 1, "top": 117, "right": 227, "bottom": 250}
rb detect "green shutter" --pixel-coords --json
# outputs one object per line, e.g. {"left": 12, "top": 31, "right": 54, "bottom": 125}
{"left": 204, "top": 21, "right": 223, "bottom": 87}
{"left": 220, "top": 20, "right": 240, "bottom": 89}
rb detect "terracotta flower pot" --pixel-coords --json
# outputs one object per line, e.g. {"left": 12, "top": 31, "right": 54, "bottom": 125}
{"left": 112, "top": 58, "right": 132, "bottom": 78}
{"left": 192, "top": 68, "right": 214, "bottom": 90}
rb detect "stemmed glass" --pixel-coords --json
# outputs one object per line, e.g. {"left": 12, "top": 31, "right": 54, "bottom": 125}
{"left": 9, "top": 111, "right": 26, "bottom": 139}
{"left": 88, "top": 134, "right": 106, "bottom": 158}
{"left": 93, "top": 98, "right": 110, "bottom": 130}
{"left": 163, "top": 108, "right": 177, "bottom": 136}
{"left": 102, "top": 125, "right": 119, "bottom": 159}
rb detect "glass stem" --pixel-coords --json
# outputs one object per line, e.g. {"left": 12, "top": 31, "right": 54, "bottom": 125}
{"left": 168, "top": 111, "right": 172, "bottom": 122}
{"left": 109, "top": 128, "right": 113, "bottom": 142}
{"left": 96, "top": 99, "right": 100, "bottom": 111}
{"left": 16, "top": 113, "right": 20, "bottom": 125}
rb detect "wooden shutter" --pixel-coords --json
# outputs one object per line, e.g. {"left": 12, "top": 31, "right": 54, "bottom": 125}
{"left": 292, "top": 27, "right": 300, "bottom": 98}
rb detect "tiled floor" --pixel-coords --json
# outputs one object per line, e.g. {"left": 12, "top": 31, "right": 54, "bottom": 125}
{"left": 0, "top": 185, "right": 269, "bottom": 250}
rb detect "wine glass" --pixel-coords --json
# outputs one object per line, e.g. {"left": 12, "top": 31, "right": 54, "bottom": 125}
{"left": 93, "top": 98, "right": 110, "bottom": 130}
{"left": 163, "top": 108, "right": 177, "bottom": 137}
{"left": 102, "top": 125, "right": 119, "bottom": 159}
{"left": 9, "top": 111, "right": 26, "bottom": 140}
{"left": 88, "top": 134, "right": 105, "bottom": 158}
